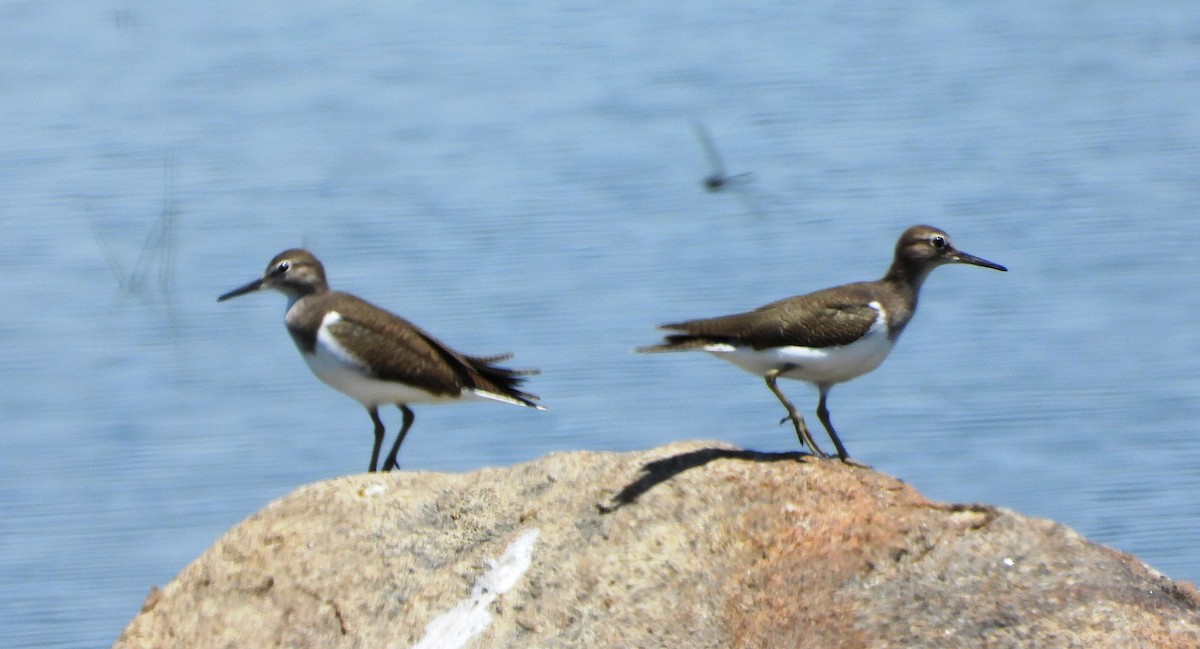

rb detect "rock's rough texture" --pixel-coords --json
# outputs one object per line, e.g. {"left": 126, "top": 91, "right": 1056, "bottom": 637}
{"left": 114, "top": 441, "right": 1200, "bottom": 649}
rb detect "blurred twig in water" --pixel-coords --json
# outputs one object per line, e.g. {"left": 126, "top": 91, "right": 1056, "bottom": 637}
{"left": 693, "top": 120, "right": 752, "bottom": 191}
{"left": 691, "top": 120, "right": 767, "bottom": 218}
{"left": 92, "top": 153, "right": 180, "bottom": 302}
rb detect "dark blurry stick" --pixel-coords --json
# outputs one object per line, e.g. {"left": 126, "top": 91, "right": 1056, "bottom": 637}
{"left": 129, "top": 153, "right": 178, "bottom": 295}
{"left": 91, "top": 152, "right": 180, "bottom": 300}
{"left": 692, "top": 121, "right": 767, "bottom": 218}
{"left": 693, "top": 121, "right": 754, "bottom": 192}
{"left": 93, "top": 223, "right": 132, "bottom": 291}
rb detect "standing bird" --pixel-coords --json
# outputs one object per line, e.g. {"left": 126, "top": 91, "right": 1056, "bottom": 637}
{"left": 638, "top": 225, "right": 1006, "bottom": 461}
{"left": 218, "top": 249, "right": 544, "bottom": 472}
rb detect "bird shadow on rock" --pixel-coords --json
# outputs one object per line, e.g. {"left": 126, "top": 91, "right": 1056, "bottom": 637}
{"left": 598, "top": 447, "right": 810, "bottom": 514}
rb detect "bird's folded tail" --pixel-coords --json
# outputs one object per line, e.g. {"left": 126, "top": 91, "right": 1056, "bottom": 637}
{"left": 465, "top": 353, "right": 545, "bottom": 410}
{"left": 637, "top": 333, "right": 730, "bottom": 353}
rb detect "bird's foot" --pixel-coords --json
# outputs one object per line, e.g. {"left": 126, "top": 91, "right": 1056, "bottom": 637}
{"left": 777, "top": 416, "right": 829, "bottom": 458}
{"left": 836, "top": 456, "right": 872, "bottom": 469}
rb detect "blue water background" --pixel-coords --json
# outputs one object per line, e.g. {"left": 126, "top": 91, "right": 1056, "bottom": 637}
{"left": 2, "top": 2, "right": 1199, "bottom": 647}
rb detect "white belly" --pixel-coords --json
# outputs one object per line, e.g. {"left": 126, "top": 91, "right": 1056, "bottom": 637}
{"left": 303, "top": 347, "right": 465, "bottom": 407}
{"left": 703, "top": 306, "right": 894, "bottom": 386}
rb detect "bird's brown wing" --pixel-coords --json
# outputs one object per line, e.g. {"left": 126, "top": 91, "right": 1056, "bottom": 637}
{"left": 645, "top": 283, "right": 882, "bottom": 351}
{"left": 326, "top": 293, "right": 539, "bottom": 405}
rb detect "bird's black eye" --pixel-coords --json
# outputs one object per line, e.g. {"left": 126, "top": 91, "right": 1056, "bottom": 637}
{"left": 931, "top": 235, "right": 947, "bottom": 249}
{"left": 274, "top": 261, "right": 290, "bottom": 274}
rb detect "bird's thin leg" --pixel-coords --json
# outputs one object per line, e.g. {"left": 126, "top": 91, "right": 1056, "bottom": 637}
{"left": 381, "top": 405, "right": 415, "bottom": 472}
{"left": 367, "top": 406, "right": 386, "bottom": 473}
{"left": 764, "top": 368, "right": 827, "bottom": 458}
{"left": 815, "top": 386, "right": 850, "bottom": 461}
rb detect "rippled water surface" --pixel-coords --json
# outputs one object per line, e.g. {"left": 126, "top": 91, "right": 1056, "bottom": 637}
{"left": 3, "top": 2, "right": 1199, "bottom": 647}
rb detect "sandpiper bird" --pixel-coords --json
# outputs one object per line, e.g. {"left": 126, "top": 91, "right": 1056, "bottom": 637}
{"left": 218, "top": 249, "right": 544, "bottom": 472}
{"left": 639, "top": 225, "right": 1006, "bottom": 461}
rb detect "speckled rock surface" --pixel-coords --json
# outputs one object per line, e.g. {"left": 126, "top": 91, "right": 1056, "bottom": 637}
{"left": 113, "top": 441, "right": 1200, "bottom": 649}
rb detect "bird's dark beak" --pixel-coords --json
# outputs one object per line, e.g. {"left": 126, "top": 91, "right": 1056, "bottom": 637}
{"left": 951, "top": 250, "right": 1007, "bottom": 272}
{"left": 217, "top": 277, "right": 265, "bottom": 302}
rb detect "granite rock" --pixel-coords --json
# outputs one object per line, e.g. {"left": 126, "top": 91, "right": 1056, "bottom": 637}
{"left": 113, "top": 441, "right": 1200, "bottom": 648}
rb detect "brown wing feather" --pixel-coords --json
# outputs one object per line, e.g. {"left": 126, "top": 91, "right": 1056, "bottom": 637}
{"left": 648, "top": 283, "right": 883, "bottom": 351}
{"left": 324, "top": 293, "right": 540, "bottom": 405}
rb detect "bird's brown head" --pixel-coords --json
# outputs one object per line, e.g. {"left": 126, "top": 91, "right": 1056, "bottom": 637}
{"left": 217, "top": 248, "right": 329, "bottom": 302}
{"left": 889, "top": 225, "right": 1007, "bottom": 287}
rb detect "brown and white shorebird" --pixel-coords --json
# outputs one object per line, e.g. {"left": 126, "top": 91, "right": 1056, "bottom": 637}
{"left": 638, "top": 225, "right": 1006, "bottom": 461}
{"left": 218, "top": 249, "right": 544, "bottom": 472}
